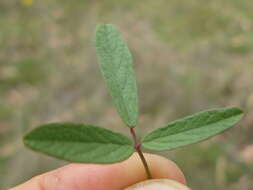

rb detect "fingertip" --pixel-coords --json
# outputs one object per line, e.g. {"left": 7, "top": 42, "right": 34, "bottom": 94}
{"left": 119, "top": 152, "right": 186, "bottom": 187}
{"left": 145, "top": 153, "right": 186, "bottom": 185}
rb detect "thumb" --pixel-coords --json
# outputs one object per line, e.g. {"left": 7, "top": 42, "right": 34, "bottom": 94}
{"left": 9, "top": 153, "right": 186, "bottom": 190}
{"left": 126, "top": 179, "right": 191, "bottom": 190}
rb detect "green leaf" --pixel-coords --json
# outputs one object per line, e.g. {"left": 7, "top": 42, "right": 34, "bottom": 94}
{"left": 95, "top": 24, "right": 138, "bottom": 127}
{"left": 142, "top": 107, "right": 244, "bottom": 151}
{"left": 24, "top": 123, "right": 135, "bottom": 163}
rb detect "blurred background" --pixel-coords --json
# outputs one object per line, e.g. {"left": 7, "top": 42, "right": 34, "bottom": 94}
{"left": 1, "top": 0, "right": 253, "bottom": 189}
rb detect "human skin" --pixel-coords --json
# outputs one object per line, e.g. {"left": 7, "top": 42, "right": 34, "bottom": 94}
{"left": 9, "top": 153, "right": 186, "bottom": 190}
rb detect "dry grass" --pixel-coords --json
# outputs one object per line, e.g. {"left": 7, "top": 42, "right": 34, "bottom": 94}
{"left": 1, "top": 0, "right": 253, "bottom": 189}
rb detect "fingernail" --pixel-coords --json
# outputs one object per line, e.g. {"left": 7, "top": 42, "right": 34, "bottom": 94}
{"left": 125, "top": 179, "right": 191, "bottom": 190}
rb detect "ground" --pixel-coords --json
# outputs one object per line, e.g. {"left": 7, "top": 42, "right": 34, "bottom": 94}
{"left": 1, "top": 0, "right": 253, "bottom": 189}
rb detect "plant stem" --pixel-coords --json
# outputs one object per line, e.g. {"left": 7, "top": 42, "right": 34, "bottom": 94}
{"left": 129, "top": 127, "right": 152, "bottom": 179}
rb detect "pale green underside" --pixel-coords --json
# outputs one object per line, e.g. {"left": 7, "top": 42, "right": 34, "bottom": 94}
{"left": 24, "top": 123, "right": 135, "bottom": 163}
{"left": 96, "top": 24, "right": 138, "bottom": 127}
{"left": 142, "top": 107, "right": 243, "bottom": 151}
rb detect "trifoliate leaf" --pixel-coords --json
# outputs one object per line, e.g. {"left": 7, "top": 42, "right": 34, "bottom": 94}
{"left": 24, "top": 123, "right": 135, "bottom": 163}
{"left": 95, "top": 24, "right": 138, "bottom": 127}
{"left": 142, "top": 107, "right": 244, "bottom": 151}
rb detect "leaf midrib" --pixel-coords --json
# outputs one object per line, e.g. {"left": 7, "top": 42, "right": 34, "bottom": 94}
{"left": 143, "top": 110, "right": 242, "bottom": 143}
{"left": 101, "top": 26, "right": 133, "bottom": 125}
{"left": 26, "top": 138, "right": 132, "bottom": 146}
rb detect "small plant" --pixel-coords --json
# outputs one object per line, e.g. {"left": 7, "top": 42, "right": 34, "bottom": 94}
{"left": 23, "top": 24, "right": 244, "bottom": 179}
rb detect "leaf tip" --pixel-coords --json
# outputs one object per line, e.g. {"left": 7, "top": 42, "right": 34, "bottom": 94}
{"left": 229, "top": 106, "right": 244, "bottom": 118}
{"left": 22, "top": 129, "right": 34, "bottom": 149}
{"left": 96, "top": 23, "right": 115, "bottom": 30}
{"left": 96, "top": 24, "right": 116, "bottom": 37}
{"left": 232, "top": 106, "right": 243, "bottom": 113}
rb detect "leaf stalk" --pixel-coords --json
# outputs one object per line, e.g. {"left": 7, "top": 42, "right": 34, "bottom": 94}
{"left": 129, "top": 127, "right": 152, "bottom": 179}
